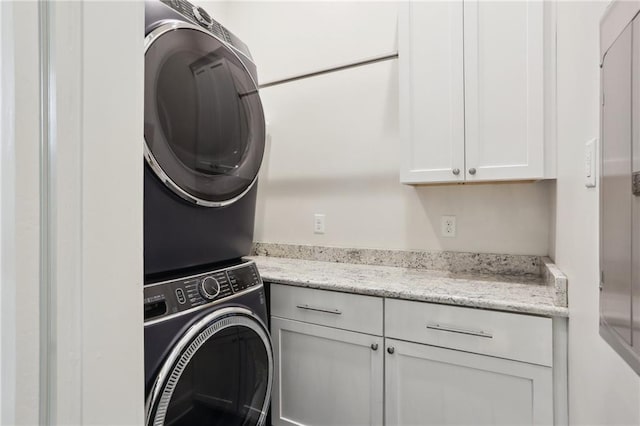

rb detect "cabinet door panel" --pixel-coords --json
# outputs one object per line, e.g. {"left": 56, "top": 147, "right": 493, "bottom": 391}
{"left": 271, "top": 317, "right": 383, "bottom": 426}
{"left": 464, "top": 1, "right": 544, "bottom": 181}
{"left": 385, "top": 338, "right": 553, "bottom": 426}
{"left": 399, "top": 1, "right": 465, "bottom": 183}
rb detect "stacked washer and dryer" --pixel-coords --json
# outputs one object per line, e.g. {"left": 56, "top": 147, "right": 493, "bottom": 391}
{"left": 142, "top": 1, "right": 272, "bottom": 424}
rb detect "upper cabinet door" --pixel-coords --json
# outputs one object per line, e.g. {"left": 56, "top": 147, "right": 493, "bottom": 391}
{"left": 463, "top": 1, "right": 545, "bottom": 181}
{"left": 399, "top": 2, "right": 465, "bottom": 184}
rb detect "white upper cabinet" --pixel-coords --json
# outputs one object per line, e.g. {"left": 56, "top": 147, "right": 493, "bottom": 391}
{"left": 400, "top": 1, "right": 556, "bottom": 184}
{"left": 399, "top": 2, "right": 465, "bottom": 184}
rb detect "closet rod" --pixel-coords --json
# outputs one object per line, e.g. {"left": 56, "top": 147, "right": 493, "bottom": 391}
{"left": 258, "top": 52, "right": 399, "bottom": 89}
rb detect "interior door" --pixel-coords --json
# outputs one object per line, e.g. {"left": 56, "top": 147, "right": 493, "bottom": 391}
{"left": 601, "top": 22, "right": 633, "bottom": 346}
{"left": 144, "top": 22, "right": 265, "bottom": 206}
{"left": 146, "top": 312, "right": 273, "bottom": 426}
{"left": 632, "top": 17, "right": 640, "bottom": 359}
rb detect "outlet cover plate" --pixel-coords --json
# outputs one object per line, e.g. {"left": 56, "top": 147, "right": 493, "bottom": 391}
{"left": 314, "top": 214, "right": 325, "bottom": 234}
{"left": 441, "top": 215, "right": 456, "bottom": 238}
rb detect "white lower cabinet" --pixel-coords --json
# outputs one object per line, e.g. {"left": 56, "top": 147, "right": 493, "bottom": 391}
{"left": 384, "top": 338, "right": 553, "bottom": 426}
{"left": 269, "top": 284, "right": 560, "bottom": 426}
{"left": 271, "top": 317, "right": 384, "bottom": 426}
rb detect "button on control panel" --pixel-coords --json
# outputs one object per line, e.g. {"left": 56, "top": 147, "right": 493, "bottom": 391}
{"left": 175, "top": 288, "right": 186, "bottom": 304}
{"left": 143, "top": 261, "right": 263, "bottom": 322}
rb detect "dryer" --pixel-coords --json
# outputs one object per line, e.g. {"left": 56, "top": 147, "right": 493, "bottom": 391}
{"left": 144, "top": 260, "right": 273, "bottom": 425}
{"left": 144, "top": 0, "right": 265, "bottom": 278}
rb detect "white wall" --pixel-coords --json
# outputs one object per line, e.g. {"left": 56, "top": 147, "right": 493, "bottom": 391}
{"left": 203, "top": 1, "right": 399, "bottom": 84}
{"left": 79, "top": 2, "right": 144, "bottom": 424}
{"left": 217, "top": 1, "right": 552, "bottom": 256}
{"left": 555, "top": 2, "right": 640, "bottom": 425}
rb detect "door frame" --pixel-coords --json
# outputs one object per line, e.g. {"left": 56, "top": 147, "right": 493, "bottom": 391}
{"left": 1, "top": 1, "right": 144, "bottom": 424}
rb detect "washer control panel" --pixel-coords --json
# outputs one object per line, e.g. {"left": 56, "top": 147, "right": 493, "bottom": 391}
{"left": 143, "top": 261, "right": 262, "bottom": 322}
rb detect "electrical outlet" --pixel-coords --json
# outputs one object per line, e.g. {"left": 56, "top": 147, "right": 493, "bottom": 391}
{"left": 314, "top": 214, "right": 325, "bottom": 234}
{"left": 441, "top": 215, "right": 456, "bottom": 238}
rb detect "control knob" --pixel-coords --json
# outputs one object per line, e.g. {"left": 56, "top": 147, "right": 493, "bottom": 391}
{"left": 199, "top": 276, "right": 220, "bottom": 300}
{"left": 193, "top": 6, "right": 213, "bottom": 28}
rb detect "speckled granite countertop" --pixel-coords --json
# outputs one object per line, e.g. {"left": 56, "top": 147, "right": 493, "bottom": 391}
{"left": 249, "top": 256, "right": 569, "bottom": 317}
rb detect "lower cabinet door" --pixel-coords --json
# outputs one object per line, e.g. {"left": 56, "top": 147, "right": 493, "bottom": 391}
{"left": 271, "top": 317, "right": 384, "bottom": 426}
{"left": 385, "top": 338, "right": 553, "bottom": 426}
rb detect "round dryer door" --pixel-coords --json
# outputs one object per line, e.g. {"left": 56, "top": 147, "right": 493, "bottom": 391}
{"left": 144, "top": 22, "right": 265, "bottom": 207}
{"left": 146, "top": 308, "right": 273, "bottom": 426}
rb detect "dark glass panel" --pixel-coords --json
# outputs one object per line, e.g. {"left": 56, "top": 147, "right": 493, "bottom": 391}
{"left": 162, "top": 325, "right": 269, "bottom": 425}
{"left": 145, "top": 27, "right": 264, "bottom": 203}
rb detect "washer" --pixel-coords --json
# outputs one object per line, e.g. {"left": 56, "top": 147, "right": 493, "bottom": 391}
{"left": 144, "top": 0, "right": 266, "bottom": 277}
{"left": 145, "top": 260, "right": 272, "bottom": 425}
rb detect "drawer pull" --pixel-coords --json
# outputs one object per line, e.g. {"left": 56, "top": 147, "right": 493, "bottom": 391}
{"left": 296, "top": 304, "right": 342, "bottom": 315}
{"left": 426, "top": 323, "right": 493, "bottom": 339}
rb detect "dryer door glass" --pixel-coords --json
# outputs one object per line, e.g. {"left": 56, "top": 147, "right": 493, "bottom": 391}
{"left": 145, "top": 26, "right": 265, "bottom": 206}
{"left": 148, "top": 315, "right": 272, "bottom": 426}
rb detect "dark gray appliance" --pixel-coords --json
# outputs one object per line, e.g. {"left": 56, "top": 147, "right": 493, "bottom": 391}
{"left": 144, "top": 0, "right": 265, "bottom": 278}
{"left": 144, "top": 260, "right": 273, "bottom": 425}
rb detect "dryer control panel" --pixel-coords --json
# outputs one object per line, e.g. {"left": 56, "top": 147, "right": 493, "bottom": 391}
{"left": 158, "top": 0, "right": 252, "bottom": 59}
{"left": 143, "top": 261, "right": 262, "bottom": 323}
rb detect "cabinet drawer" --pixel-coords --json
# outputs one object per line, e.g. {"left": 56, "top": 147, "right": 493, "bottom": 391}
{"left": 385, "top": 299, "right": 552, "bottom": 366}
{"left": 270, "top": 284, "right": 383, "bottom": 336}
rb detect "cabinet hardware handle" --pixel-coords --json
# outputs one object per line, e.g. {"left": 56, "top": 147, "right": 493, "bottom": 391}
{"left": 371, "top": 343, "right": 378, "bottom": 351}
{"left": 452, "top": 168, "right": 460, "bottom": 175}
{"left": 468, "top": 168, "right": 477, "bottom": 175}
{"left": 387, "top": 346, "right": 395, "bottom": 354}
{"left": 426, "top": 323, "right": 493, "bottom": 339}
{"left": 296, "top": 304, "right": 342, "bottom": 315}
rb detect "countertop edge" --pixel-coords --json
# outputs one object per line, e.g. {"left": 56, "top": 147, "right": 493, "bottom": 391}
{"left": 541, "top": 257, "right": 568, "bottom": 308}
{"left": 259, "top": 274, "right": 570, "bottom": 318}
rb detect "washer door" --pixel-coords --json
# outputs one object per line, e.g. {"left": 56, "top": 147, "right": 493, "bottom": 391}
{"left": 146, "top": 308, "right": 273, "bottom": 426}
{"left": 144, "top": 22, "right": 265, "bottom": 207}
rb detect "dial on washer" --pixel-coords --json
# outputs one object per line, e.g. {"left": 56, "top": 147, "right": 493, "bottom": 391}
{"left": 199, "top": 276, "right": 220, "bottom": 300}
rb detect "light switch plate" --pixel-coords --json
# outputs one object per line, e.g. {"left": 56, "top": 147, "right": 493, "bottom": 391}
{"left": 585, "top": 138, "right": 597, "bottom": 188}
